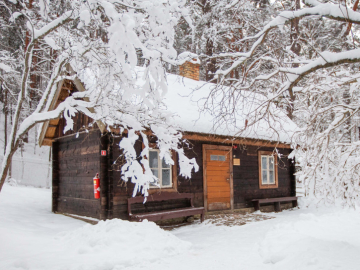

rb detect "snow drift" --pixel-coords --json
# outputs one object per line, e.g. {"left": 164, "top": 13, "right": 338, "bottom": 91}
{"left": 56, "top": 219, "right": 191, "bottom": 269}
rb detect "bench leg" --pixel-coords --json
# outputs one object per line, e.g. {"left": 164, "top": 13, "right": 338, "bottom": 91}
{"left": 253, "top": 201, "right": 260, "bottom": 211}
{"left": 292, "top": 200, "right": 298, "bottom": 208}
{"left": 200, "top": 212, "right": 205, "bottom": 223}
{"left": 274, "top": 202, "right": 281, "bottom": 212}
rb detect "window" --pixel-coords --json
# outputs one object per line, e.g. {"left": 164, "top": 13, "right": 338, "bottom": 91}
{"left": 149, "top": 149, "right": 172, "bottom": 188}
{"left": 258, "top": 151, "right": 278, "bottom": 189}
{"left": 210, "top": 155, "right": 226, "bottom": 161}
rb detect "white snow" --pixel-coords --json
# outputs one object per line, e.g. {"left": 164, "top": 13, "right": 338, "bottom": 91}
{"left": 164, "top": 73, "right": 297, "bottom": 143}
{"left": 0, "top": 184, "right": 190, "bottom": 270}
{"left": 0, "top": 63, "right": 13, "bottom": 73}
{"left": 1, "top": 184, "right": 360, "bottom": 270}
{"left": 44, "top": 37, "right": 60, "bottom": 50}
{"left": 0, "top": 108, "right": 51, "bottom": 188}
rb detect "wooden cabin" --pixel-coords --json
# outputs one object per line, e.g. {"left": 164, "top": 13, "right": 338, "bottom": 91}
{"left": 39, "top": 63, "right": 296, "bottom": 221}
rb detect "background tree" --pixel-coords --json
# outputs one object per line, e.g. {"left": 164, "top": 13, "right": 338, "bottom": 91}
{"left": 174, "top": 0, "right": 275, "bottom": 81}
{"left": 202, "top": 0, "right": 360, "bottom": 206}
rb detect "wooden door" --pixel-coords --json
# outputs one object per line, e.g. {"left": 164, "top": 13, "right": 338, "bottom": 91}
{"left": 204, "top": 146, "right": 232, "bottom": 211}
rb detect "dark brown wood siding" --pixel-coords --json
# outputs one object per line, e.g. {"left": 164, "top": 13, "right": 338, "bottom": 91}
{"left": 177, "top": 141, "right": 295, "bottom": 209}
{"left": 232, "top": 145, "right": 295, "bottom": 208}
{"left": 110, "top": 135, "right": 190, "bottom": 220}
{"left": 56, "top": 113, "right": 97, "bottom": 138}
{"left": 52, "top": 130, "right": 101, "bottom": 219}
{"left": 177, "top": 141, "right": 204, "bottom": 207}
{"left": 52, "top": 130, "right": 295, "bottom": 220}
{"left": 109, "top": 138, "right": 295, "bottom": 217}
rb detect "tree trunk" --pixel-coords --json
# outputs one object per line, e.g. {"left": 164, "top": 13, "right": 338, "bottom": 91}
{"left": 4, "top": 89, "right": 7, "bottom": 155}
{"left": 344, "top": 0, "right": 360, "bottom": 37}
{"left": 287, "top": 0, "right": 301, "bottom": 120}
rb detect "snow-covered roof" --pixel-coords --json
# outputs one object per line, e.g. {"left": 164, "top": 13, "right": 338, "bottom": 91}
{"left": 39, "top": 66, "right": 296, "bottom": 146}
{"left": 164, "top": 73, "right": 296, "bottom": 143}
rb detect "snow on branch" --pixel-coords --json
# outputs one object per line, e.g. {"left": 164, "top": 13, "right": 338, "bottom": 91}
{"left": 214, "top": 0, "right": 360, "bottom": 80}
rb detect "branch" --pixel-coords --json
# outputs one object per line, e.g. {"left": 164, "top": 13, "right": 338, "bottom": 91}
{"left": 34, "top": 11, "right": 73, "bottom": 40}
{"left": 280, "top": 48, "right": 360, "bottom": 92}
{"left": 214, "top": 1, "right": 360, "bottom": 78}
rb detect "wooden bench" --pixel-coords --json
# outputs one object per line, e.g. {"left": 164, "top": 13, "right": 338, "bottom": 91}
{"left": 128, "top": 193, "right": 205, "bottom": 222}
{"left": 251, "top": 196, "right": 298, "bottom": 212}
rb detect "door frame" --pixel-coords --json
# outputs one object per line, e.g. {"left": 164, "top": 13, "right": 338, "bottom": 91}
{"left": 202, "top": 144, "right": 234, "bottom": 212}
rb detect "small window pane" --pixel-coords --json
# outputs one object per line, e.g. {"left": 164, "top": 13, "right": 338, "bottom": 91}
{"left": 162, "top": 157, "right": 170, "bottom": 168}
{"left": 162, "top": 169, "right": 171, "bottom": 186}
{"left": 262, "top": 170, "right": 268, "bottom": 184}
{"left": 269, "top": 157, "right": 274, "bottom": 170}
{"left": 149, "top": 151, "right": 158, "bottom": 168}
{"left": 218, "top": 155, "right": 226, "bottom": 161}
{"left": 210, "top": 155, "right": 218, "bottom": 161}
{"left": 269, "top": 171, "right": 275, "bottom": 184}
{"left": 261, "top": 156, "right": 267, "bottom": 169}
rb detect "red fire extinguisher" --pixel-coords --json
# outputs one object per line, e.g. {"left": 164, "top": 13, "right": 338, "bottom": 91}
{"left": 93, "top": 173, "right": 100, "bottom": 199}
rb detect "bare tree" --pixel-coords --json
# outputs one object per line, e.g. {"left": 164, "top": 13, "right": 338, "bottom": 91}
{"left": 204, "top": 0, "right": 360, "bottom": 205}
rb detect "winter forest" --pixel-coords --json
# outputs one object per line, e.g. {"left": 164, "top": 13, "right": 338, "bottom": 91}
{"left": 2, "top": 0, "right": 360, "bottom": 269}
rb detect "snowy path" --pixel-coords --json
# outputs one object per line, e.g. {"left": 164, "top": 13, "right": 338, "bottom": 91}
{"left": 1, "top": 185, "right": 360, "bottom": 270}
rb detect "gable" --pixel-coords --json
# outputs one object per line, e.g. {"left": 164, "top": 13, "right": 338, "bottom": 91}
{"left": 38, "top": 68, "right": 106, "bottom": 147}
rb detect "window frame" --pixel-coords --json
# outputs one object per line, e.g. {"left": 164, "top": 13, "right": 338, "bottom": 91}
{"left": 148, "top": 148, "right": 177, "bottom": 191}
{"left": 258, "top": 151, "right": 278, "bottom": 189}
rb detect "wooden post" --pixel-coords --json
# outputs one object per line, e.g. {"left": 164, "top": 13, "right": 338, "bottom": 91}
{"left": 99, "top": 133, "right": 109, "bottom": 220}
{"left": 292, "top": 200, "right": 298, "bottom": 208}
{"left": 253, "top": 201, "right": 260, "bottom": 211}
{"left": 52, "top": 141, "right": 59, "bottom": 212}
{"left": 274, "top": 202, "right": 281, "bottom": 212}
{"left": 107, "top": 134, "right": 113, "bottom": 219}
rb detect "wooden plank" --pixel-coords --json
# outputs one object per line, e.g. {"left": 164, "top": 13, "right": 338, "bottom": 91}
{"left": 45, "top": 126, "right": 57, "bottom": 138}
{"left": 42, "top": 138, "right": 54, "bottom": 146}
{"left": 49, "top": 118, "right": 60, "bottom": 126}
{"left": 207, "top": 186, "right": 231, "bottom": 192}
{"left": 252, "top": 196, "right": 297, "bottom": 203}
{"left": 207, "top": 197, "right": 231, "bottom": 203}
{"left": 205, "top": 166, "right": 230, "bottom": 171}
{"left": 207, "top": 181, "right": 231, "bottom": 187}
{"left": 208, "top": 192, "right": 231, "bottom": 198}
{"left": 206, "top": 170, "right": 230, "bottom": 176}
{"left": 128, "top": 193, "right": 194, "bottom": 204}
{"left": 130, "top": 207, "right": 204, "bottom": 222}
{"left": 184, "top": 132, "right": 291, "bottom": 149}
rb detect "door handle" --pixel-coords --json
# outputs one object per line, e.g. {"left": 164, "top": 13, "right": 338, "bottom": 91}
{"left": 226, "top": 178, "right": 230, "bottom": 181}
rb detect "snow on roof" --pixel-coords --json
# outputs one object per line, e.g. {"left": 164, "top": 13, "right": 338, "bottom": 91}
{"left": 57, "top": 65, "right": 295, "bottom": 145}
{"left": 164, "top": 73, "right": 296, "bottom": 143}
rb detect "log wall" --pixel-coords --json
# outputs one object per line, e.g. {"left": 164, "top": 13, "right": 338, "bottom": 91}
{"left": 52, "top": 130, "right": 101, "bottom": 219}
{"left": 52, "top": 130, "right": 295, "bottom": 220}
{"left": 176, "top": 141, "right": 295, "bottom": 209}
{"left": 56, "top": 113, "right": 97, "bottom": 138}
{"left": 232, "top": 145, "right": 295, "bottom": 208}
{"left": 109, "top": 138, "right": 295, "bottom": 217}
{"left": 110, "top": 135, "right": 190, "bottom": 220}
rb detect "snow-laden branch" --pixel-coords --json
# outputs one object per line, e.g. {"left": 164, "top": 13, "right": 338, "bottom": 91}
{"left": 33, "top": 11, "right": 74, "bottom": 40}
{"left": 0, "top": 0, "right": 199, "bottom": 198}
{"left": 281, "top": 49, "right": 360, "bottom": 91}
{"left": 214, "top": 0, "right": 360, "bottom": 81}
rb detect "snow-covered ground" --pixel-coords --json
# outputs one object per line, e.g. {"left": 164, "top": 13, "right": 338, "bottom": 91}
{"left": 1, "top": 184, "right": 360, "bottom": 270}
